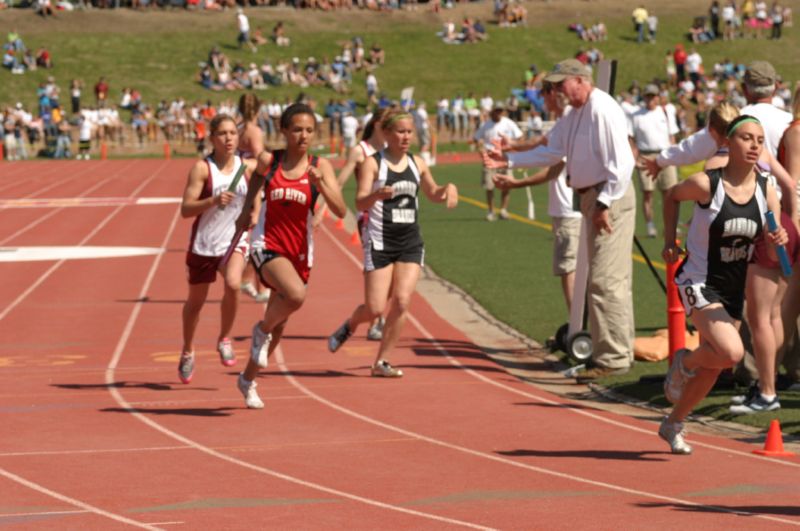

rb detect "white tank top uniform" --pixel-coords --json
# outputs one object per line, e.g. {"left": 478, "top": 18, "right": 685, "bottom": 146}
{"left": 189, "top": 155, "right": 250, "bottom": 257}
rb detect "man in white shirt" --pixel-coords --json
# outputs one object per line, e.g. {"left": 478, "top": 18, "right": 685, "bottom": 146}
{"left": 236, "top": 8, "right": 256, "bottom": 53}
{"left": 413, "top": 102, "right": 431, "bottom": 154}
{"left": 341, "top": 110, "right": 359, "bottom": 150}
{"left": 484, "top": 58, "right": 636, "bottom": 381}
{"left": 740, "top": 61, "right": 792, "bottom": 158}
{"left": 685, "top": 48, "right": 703, "bottom": 85}
{"left": 473, "top": 102, "right": 523, "bottom": 221}
{"left": 628, "top": 84, "right": 678, "bottom": 238}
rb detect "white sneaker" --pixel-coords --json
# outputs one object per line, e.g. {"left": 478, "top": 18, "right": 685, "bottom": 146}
{"left": 663, "top": 348, "right": 694, "bottom": 404}
{"left": 250, "top": 323, "right": 271, "bottom": 368}
{"left": 499, "top": 208, "right": 510, "bottom": 220}
{"left": 371, "top": 359, "right": 403, "bottom": 378}
{"left": 237, "top": 373, "right": 264, "bottom": 409}
{"left": 647, "top": 222, "right": 657, "bottom": 238}
{"left": 486, "top": 212, "right": 496, "bottom": 222}
{"left": 366, "top": 317, "right": 385, "bottom": 341}
{"left": 658, "top": 417, "right": 692, "bottom": 455}
{"left": 240, "top": 281, "right": 258, "bottom": 298}
{"left": 254, "top": 289, "right": 271, "bottom": 303}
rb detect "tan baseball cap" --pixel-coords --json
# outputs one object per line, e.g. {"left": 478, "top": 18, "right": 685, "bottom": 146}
{"left": 744, "top": 61, "right": 777, "bottom": 87}
{"left": 643, "top": 84, "right": 660, "bottom": 96}
{"left": 543, "top": 59, "right": 592, "bottom": 83}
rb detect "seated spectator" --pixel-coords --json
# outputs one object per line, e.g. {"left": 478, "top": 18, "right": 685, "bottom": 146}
{"left": 23, "top": 49, "right": 36, "bottom": 71}
{"left": 35, "top": 47, "right": 52, "bottom": 69}
{"left": 689, "top": 16, "right": 714, "bottom": 42}
{"left": 248, "top": 63, "right": 267, "bottom": 90}
{"left": 36, "top": 0, "right": 55, "bottom": 17}
{"left": 251, "top": 27, "right": 268, "bottom": 46}
{"left": 272, "top": 21, "right": 290, "bottom": 47}
{"left": 369, "top": 42, "right": 384, "bottom": 65}
{"left": 473, "top": 19, "right": 488, "bottom": 40}
{"left": 507, "top": 1, "right": 527, "bottom": 26}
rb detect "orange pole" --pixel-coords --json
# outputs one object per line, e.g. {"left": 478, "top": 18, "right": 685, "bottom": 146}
{"left": 666, "top": 243, "right": 685, "bottom": 365}
{"left": 100, "top": 142, "right": 108, "bottom": 160}
{"left": 329, "top": 134, "right": 336, "bottom": 155}
{"left": 163, "top": 142, "right": 171, "bottom": 160}
{"left": 0, "top": 142, "right": 4, "bottom": 162}
{"left": 431, "top": 129, "right": 438, "bottom": 160}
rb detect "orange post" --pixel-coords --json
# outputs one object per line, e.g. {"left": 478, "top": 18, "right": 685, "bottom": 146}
{"left": 100, "top": 142, "right": 108, "bottom": 160}
{"left": 163, "top": 142, "right": 171, "bottom": 160}
{"left": 431, "top": 129, "right": 438, "bottom": 161}
{"left": 350, "top": 230, "right": 360, "bottom": 246}
{"left": 0, "top": 142, "right": 4, "bottom": 162}
{"left": 329, "top": 134, "right": 337, "bottom": 155}
{"left": 753, "top": 419, "right": 795, "bottom": 457}
{"left": 666, "top": 243, "right": 685, "bottom": 365}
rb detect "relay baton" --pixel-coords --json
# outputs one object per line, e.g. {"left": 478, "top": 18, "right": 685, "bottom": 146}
{"left": 220, "top": 226, "right": 245, "bottom": 267}
{"left": 765, "top": 210, "right": 792, "bottom": 277}
{"left": 219, "top": 164, "right": 247, "bottom": 210}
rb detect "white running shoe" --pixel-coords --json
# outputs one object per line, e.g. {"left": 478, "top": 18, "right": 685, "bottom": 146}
{"left": 217, "top": 337, "right": 236, "bottom": 367}
{"left": 658, "top": 417, "right": 692, "bottom": 455}
{"left": 663, "top": 348, "right": 694, "bottom": 404}
{"left": 254, "top": 289, "right": 271, "bottom": 303}
{"left": 486, "top": 212, "right": 497, "bottom": 222}
{"left": 250, "top": 323, "right": 271, "bottom": 368}
{"left": 371, "top": 359, "right": 403, "bottom": 378}
{"left": 499, "top": 208, "right": 510, "bottom": 220}
{"left": 240, "top": 281, "right": 258, "bottom": 298}
{"left": 366, "top": 317, "right": 385, "bottom": 341}
{"left": 237, "top": 373, "right": 264, "bottom": 409}
{"left": 729, "top": 394, "right": 780, "bottom": 415}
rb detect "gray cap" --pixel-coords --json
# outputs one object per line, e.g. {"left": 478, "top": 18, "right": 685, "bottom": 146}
{"left": 643, "top": 84, "right": 660, "bottom": 96}
{"left": 744, "top": 60, "right": 777, "bottom": 87}
{"left": 491, "top": 101, "right": 505, "bottom": 111}
{"left": 543, "top": 59, "right": 591, "bottom": 83}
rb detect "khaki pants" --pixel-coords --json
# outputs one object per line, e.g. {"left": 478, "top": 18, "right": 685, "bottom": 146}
{"left": 579, "top": 183, "right": 637, "bottom": 370}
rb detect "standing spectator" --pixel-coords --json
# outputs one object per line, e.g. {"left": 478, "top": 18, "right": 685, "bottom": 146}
{"left": 685, "top": 48, "right": 703, "bottom": 86}
{"left": 70, "top": 79, "right": 82, "bottom": 114}
{"left": 341, "top": 110, "right": 359, "bottom": 150}
{"left": 647, "top": 11, "right": 659, "bottom": 43}
{"left": 632, "top": 4, "right": 649, "bottom": 43}
{"left": 722, "top": 0, "right": 737, "bottom": 40}
{"left": 485, "top": 59, "right": 637, "bottom": 382}
{"left": 674, "top": 44, "right": 688, "bottom": 83}
{"left": 474, "top": 103, "right": 522, "bottom": 221}
{"left": 435, "top": 96, "right": 451, "bottom": 134}
{"left": 771, "top": 1, "right": 785, "bottom": 39}
{"left": 365, "top": 72, "right": 378, "bottom": 106}
{"left": 741, "top": 61, "right": 792, "bottom": 157}
{"left": 94, "top": 77, "right": 109, "bottom": 108}
{"left": 272, "top": 21, "right": 290, "bottom": 47}
{"left": 413, "top": 101, "right": 431, "bottom": 158}
{"left": 709, "top": 1, "right": 721, "bottom": 38}
{"left": 664, "top": 49, "right": 677, "bottom": 86}
{"left": 236, "top": 8, "right": 256, "bottom": 53}
{"left": 628, "top": 84, "right": 678, "bottom": 238}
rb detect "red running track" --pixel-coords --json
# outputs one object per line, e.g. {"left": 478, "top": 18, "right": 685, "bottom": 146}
{"left": 0, "top": 160, "right": 798, "bottom": 530}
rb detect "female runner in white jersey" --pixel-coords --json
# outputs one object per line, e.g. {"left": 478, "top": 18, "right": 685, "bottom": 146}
{"left": 315, "top": 108, "right": 390, "bottom": 340}
{"left": 234, "top": 103, "right": 347, "bottom": 408}
{"left": 327, "top": 108, "right": 458, "bottom": 378}
{"left": 659, "top": 116, "right": 788, "bottom": 454}
{"left": 179, "top": 114, "right": 259, "bottom": 384}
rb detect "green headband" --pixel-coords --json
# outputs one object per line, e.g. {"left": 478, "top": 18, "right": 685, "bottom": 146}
{"left": 726, "top": 116, "right": 761, "bottom": 137}
{"left": 385, "top": 113, "right": 412, "bottom": 127}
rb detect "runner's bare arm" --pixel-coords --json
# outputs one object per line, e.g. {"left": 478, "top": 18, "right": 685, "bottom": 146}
{"left": 662, "top": 172, "right": 711, "bottom": 262}
{"left": 416, "top": 155, "right": 457, "bottom": 208}
{"left": 355, "top": 157, "right": 392, "bottom": 211}
{"left": 236, "top": 151, "right": 273, "bottom": 232}
{"left": 494, "top": 161, "right": 565, "bottom": 190}
{"left": 311, "top": 158, "right": 347, "bottom": 219}
{"left": 181, "top": 160, "right": 223, "bottom": 218}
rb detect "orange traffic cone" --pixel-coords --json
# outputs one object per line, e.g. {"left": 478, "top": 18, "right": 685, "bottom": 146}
{"left": 322, "top": 206, "right": 330, "bottom": 220}
{"left": 350, "top": 230, "right": 360, "bottom": 246}
{"left": 334, "top": 217, "right": 345, "bottom": 230}
{"left": 753, "top": 419, "right": 795, "bottom": 457}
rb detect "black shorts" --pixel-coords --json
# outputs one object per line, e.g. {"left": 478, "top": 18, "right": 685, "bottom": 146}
{"left": 250, "top": 247, "right": 310, "bottom": 287}
{"left": 364, "top": 244, "right": 425, "bottom": 272}
{"left": 677, "top": 280, "right": 744, "bottom": 321}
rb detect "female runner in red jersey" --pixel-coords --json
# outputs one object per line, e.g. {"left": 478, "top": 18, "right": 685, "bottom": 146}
{"left": 234, "top": 103, "right": 347, "bottom": 408}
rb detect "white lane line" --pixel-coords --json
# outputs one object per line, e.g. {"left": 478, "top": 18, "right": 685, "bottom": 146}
{"left": 0, "top": 510, "right": 88, "bottom": 517}
{"left": 103, "top": 208, "right": 492, "bottom": 531}
{"left": 0, "top": 468, "right": 161, "bottom": 530}
{"left": 321, "top": 222, "right": 800, "bottom": 469}
{"left": 0, "top": 161, "right": 168, "bottom": 323}
{"left": 275, "top": 347, "right": 800, "bottom": 527}
{"left": 0, "top": 161, "right": 137, "bottom": 246}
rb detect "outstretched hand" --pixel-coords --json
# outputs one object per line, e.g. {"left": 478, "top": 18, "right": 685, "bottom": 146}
{"left": 482, "top": 148, "right": 509, "bottom": 169}
{"left": 492, "top": 173, "right": 517, "bottom": 190}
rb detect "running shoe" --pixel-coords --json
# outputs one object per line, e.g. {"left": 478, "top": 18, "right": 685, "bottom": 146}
{"left": 499, "top": 208, "right": 510, "bottom": 220}
{"left": 178, "top": 351, "right": 195, "bottom": 384}
{"left": 240, "top": 281, "right": 258, "bottom": 298}
{"left": 328, "top": 320, "right": 353, "bottom": 353}
{"left": 250, "top": 323, "right": 272, "bottom": 368}
{"left": 646, "top": 222, "right": 657, "bottom": 238}
{"left": 254, "top": 289, "right": 271, "bottom": 303}
{"left": 217, "top": 337, "right": 236, "bottom": 367}
{"left": 729, "top": 394, "right": 781, "bottom": 415}
{"left": 366, "top": 317, "right": 385, "bottom": 341}
{"left": 663, "top": 348, "right": 695, "bottom": 404}
{"left": 371, "top": 359, "right": 403, "bottom": 378}
{"left": 486, "top": 212, "right": 497, "bottom": 222}
{"left": 237, "top": 373, "right": 264, "bottom": 409}
{"left": 658, "top": 417, "right": 692, "bottom": 455}
{"left": 730, "top": 381, "right": 759, "bottom": 406}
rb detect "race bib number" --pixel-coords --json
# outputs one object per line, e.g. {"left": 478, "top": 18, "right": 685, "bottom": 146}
{"left": 677, "top": 282, "right": 710, "bottom": 315}
{"left": 391, "top": 208, "right": 415, "bottom": 224}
